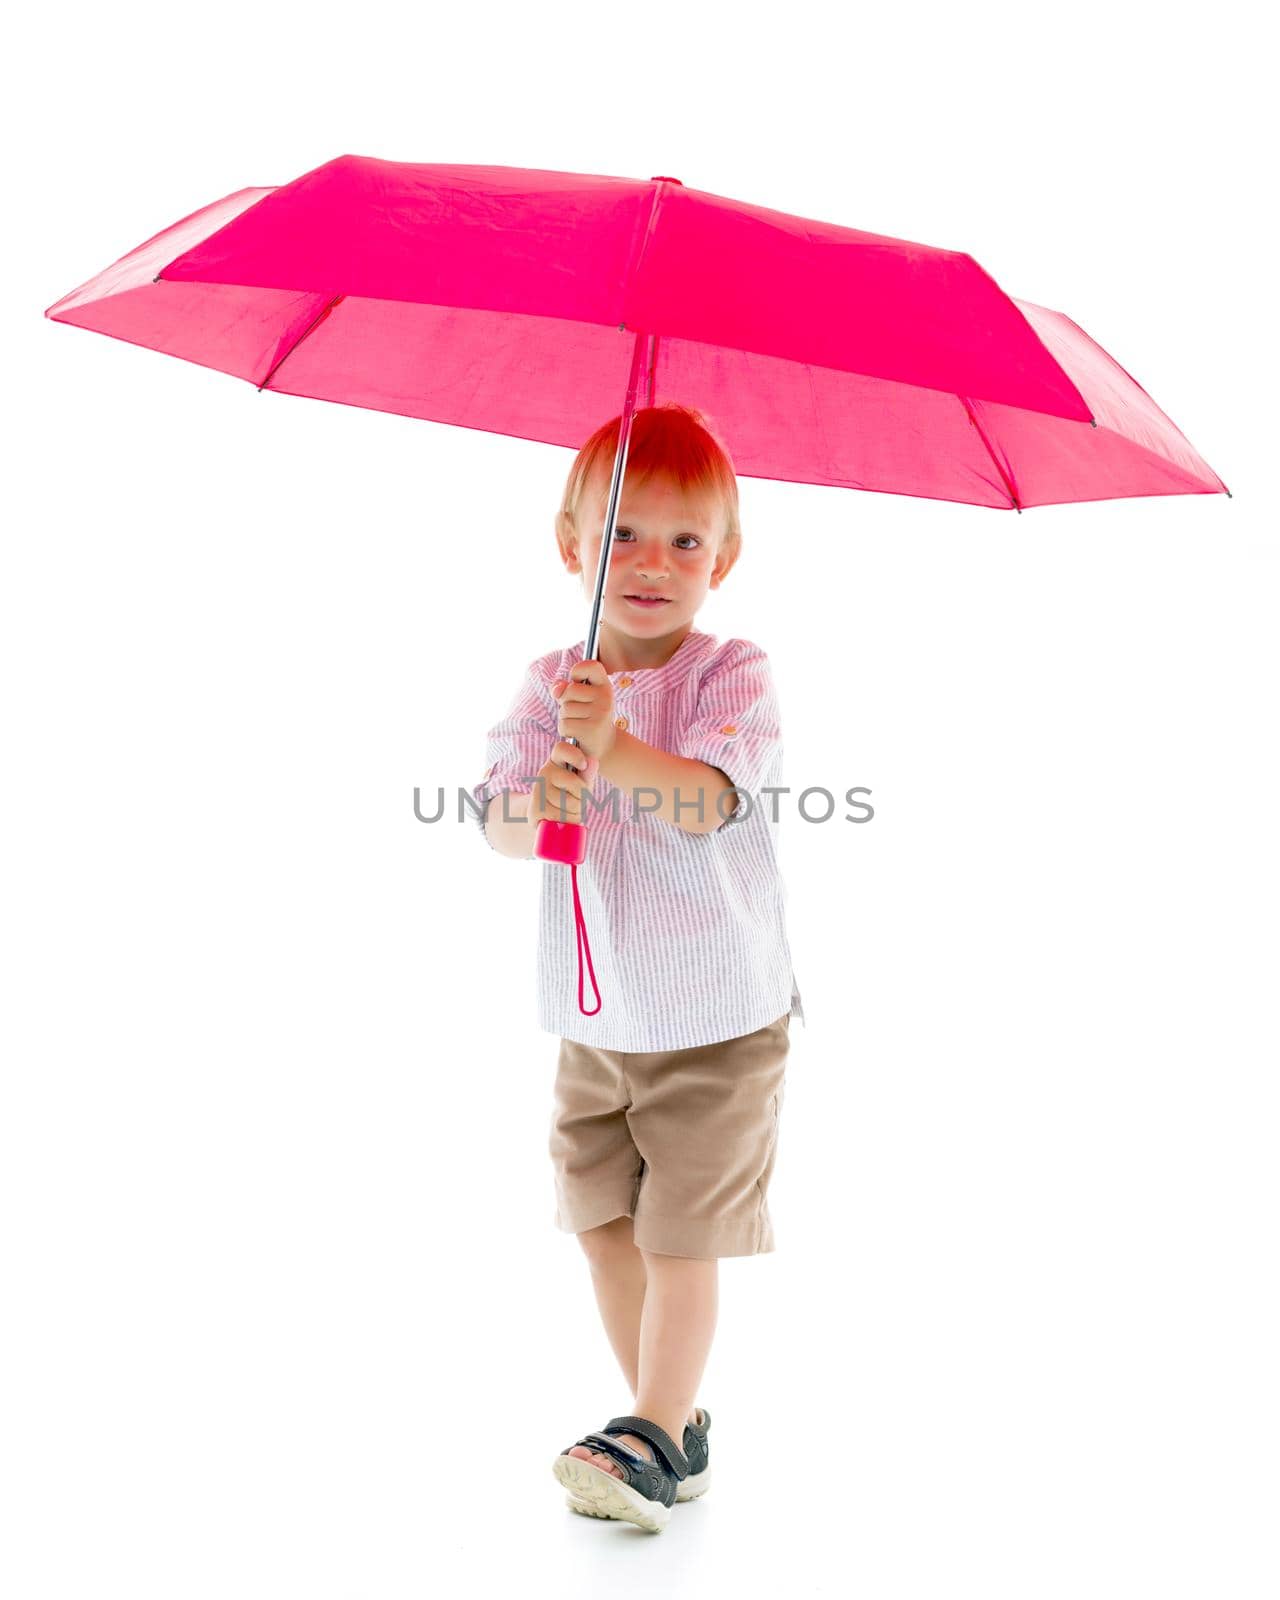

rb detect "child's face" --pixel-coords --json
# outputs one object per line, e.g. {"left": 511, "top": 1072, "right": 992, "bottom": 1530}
{"left": 561, "top": 471, "right": 738, "bottom": 638}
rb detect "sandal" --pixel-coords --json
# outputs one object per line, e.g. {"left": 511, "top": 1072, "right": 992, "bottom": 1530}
{"left": 676, "top": 1406, "right": 711, "bottom": 1501}
{"left": 560, "top": 1408, "right": 713, "bottom": 1514}
{"left": 552, "top": 1413, "right": 690, "bottom": 1533}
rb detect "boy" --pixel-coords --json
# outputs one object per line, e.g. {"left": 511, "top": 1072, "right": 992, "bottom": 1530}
{"left": 472, "top": 404, "right": 803, "bottom": 1532}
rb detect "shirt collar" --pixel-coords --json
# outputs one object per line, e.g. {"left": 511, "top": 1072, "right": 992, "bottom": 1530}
{"left": 568, "top": 627, "right": 717, "bottom": 694}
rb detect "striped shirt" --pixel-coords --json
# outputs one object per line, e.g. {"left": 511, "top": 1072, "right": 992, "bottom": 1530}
{"left": 472, "top": 627, "right": 805, "bottom": 1051}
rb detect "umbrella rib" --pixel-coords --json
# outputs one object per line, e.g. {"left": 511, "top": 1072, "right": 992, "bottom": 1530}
{"left": 620, "top": 177, "right": 673, "bottom": 347}
{"left": 258, "top": 293, "right": 347, "bottom": 392}
{"left": 958, "top": 395, "right": 1022, "bottom": 512}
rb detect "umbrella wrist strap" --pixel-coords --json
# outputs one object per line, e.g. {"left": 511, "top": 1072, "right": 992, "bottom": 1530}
{"left": 570, "top": 863, "right": 602, "bottom": 1015}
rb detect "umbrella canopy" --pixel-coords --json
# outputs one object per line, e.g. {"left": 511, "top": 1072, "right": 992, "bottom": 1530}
{"left": 45, "top": 154, "right": 1228, "bottom": 511}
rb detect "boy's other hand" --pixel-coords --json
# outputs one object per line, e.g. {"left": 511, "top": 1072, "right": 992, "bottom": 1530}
{"left": 550, "top": 660, "right": 617, "bottom": 762}
{"left": 530, "top": 742, "right": 600, "bottom": 828}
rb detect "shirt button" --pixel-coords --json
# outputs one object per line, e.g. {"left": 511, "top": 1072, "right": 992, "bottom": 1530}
{"left": 615, "top": 715, "right": 629, "bottom": 731}
{"left": 721, "top": 724, "right": 738, "bottom": 735}
{"left": 617, "top": 675, "right": 633, "bottom": 687}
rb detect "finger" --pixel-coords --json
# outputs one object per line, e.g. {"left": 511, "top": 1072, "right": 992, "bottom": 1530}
{"left": 552, "top": 675, "right": 596, "bottom": 699}
{"left": 542, "top": 776, "right": 582, "bottom": 817}
{"left": 553, "top": 740, "right": 589, "bottom": 771}
{"left": 557, "top": 679, "right": 600, "bottom": 703}
{"left": 569, "top": 659, "right": 609, "bottom": 686}
{"left": 545, "top": 774, "right": 582, "bottom": 806}
{"left": 553, "top": 752, "right": 597, "bottom": 786}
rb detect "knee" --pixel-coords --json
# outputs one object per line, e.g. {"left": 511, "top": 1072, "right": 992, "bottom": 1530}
{"left": 576, "top": 1214, "right": 636, "bottom": 1264}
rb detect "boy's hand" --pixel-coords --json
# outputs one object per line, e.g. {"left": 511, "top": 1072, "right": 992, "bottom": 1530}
{"left": 529, "top": 742, "right": 600, "bottom": 827}
{"left": 550, "top": 660, "right": 617, "bottom": 762}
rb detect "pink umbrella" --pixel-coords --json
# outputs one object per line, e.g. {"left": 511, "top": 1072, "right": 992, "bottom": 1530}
{"left": 45, "top": 154, "right": 1230, "bottom": 1012}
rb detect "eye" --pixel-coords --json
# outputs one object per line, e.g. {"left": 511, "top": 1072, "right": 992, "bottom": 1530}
{"left": 611, "top": 526, "right": 701, "bottom": 549}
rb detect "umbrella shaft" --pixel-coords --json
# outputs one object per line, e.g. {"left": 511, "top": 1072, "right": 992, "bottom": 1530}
{"left": 566, "top": 328, "right": 652, "bottom": 750}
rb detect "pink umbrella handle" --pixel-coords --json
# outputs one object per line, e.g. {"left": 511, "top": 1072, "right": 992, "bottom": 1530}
{"left": 534, "top": 741, "right": 595, "bottom": 863}
{"left": 534, "top": 817, "right": 586, "bottom": 864}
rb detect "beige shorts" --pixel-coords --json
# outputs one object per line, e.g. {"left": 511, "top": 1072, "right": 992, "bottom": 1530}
{"left": 548, "top": 1013, "right": 791, "bottom": 1259}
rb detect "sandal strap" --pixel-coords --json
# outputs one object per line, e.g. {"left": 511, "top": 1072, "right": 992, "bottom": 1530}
{"left": 575, "top": 1431, "right": 653, "bottom": 1477}
{"left": 604, "top": 1414, "right": 689, "bottom": 1480}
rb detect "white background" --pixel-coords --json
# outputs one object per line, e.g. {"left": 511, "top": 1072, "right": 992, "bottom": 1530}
{"left": 4, "top": 2, "right": 1275, "bottom": 1596}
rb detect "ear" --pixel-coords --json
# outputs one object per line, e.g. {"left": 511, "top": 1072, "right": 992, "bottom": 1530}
{"left": 709, "top": 539, "right": 740, "bottom": 590}
{"left": 555, "top": 512, "right": 581, "bottom": 575}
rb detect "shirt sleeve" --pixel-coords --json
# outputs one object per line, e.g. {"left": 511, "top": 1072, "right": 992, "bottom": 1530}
{"left": 674, "top": 639, "right": 782, "bottom": 826}
{"left": 471, "top": 658, "right": 559, "bottom": 856}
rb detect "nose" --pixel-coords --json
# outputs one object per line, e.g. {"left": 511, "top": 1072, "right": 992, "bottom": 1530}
{"left": 631, "top": 537, "right": 668, "bottom": 578}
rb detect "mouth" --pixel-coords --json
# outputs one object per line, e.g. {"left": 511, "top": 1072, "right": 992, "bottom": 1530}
{"left": 623, "top": 594, "right": 672, "bottom": 607}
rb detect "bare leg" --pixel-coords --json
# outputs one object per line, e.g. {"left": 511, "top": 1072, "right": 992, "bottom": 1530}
{"left": 567, "top": 1222, "right": 713, "bottom": 1480}
{"left": 630, "top": 1247, "right": 717, "bottom": 1459}
{"left": 576, "top": 1215, "right": 648, "bottom": 1393}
